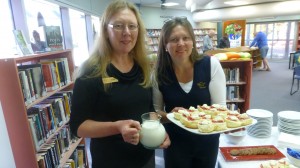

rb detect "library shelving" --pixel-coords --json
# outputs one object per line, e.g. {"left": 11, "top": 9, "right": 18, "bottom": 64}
{"left": 220, "top": 59, "right": 252, "bottom": 113}
{"left": 0, "top": 50, "right": 86, "bottom": 168}
{"left": 194, "top": 28, "right": 217, "bottom": 54}
{"left": 146, "top": 28, "right": 218, "bottom": 55}
{"left": 146, "top": 29, "right": 160, "bottom": 54}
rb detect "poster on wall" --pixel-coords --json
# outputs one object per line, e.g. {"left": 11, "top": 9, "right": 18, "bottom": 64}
{"left": 223, "top": 20, "right": 246, "bottom": 48}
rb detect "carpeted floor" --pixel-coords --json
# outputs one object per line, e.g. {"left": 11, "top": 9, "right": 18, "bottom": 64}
{"left": 250, "top": 59, "right": 300, "bottom": 126}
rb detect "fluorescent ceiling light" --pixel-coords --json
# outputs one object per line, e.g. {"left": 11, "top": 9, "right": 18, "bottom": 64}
{"left": 162, "top": 2, "right": 179, "bottom": 6}
{"left": 224, "top": 0, "right": 249, "bottom": 6}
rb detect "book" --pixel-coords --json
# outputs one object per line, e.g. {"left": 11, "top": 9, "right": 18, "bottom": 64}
{"left": 40, "top": 57, "right": 71, "bottom": 84}
{"left": 13, "top": 29, "right": 33, "bottom": 55}
{"left": 18, "top": 71, "right": 32, "bottom": 105}
{"left": 18, "top": 64, "right": 47, "bottom": 98}
{"left": 28, "top": 117, "right": 40, "bottom": 151}
{"left": 38, "top": 26, "right": 63, "bottom": 51}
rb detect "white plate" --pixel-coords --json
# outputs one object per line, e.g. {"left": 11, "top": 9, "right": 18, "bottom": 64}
{"left": 166, "top": 113, "right": 257, "bottom": 135}
{"left": 246, "top": 109, "right": 273, "bottom": 118}
{"left": 278, "top": 111, "right": 300, "bottom": 120}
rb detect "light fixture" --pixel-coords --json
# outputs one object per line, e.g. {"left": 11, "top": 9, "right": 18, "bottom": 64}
{"left": 224, "top": 0, "right": 249, "bottom": 6}
{"left": 162, "top": 2, "right": 179, "bottom": 7}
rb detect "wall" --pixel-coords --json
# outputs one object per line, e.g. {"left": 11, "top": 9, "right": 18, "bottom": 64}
{"left": 0, "top": 102, "right": 16, "bottom": 168}
{"left": 139, "top": 7, "right": 194, "bottom": 29}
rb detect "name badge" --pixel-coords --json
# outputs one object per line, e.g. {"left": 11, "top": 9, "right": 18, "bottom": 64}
{"left": 102, "top": 77, "right": 118, "bottom": 84}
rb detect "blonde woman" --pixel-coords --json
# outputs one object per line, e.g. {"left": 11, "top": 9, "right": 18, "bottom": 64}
{"left": 70, "top": 1, "right": 170, "bottom": 168}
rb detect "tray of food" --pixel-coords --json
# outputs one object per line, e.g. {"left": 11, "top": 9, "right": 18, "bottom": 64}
{"left": 167, "top": 113, "right": 257, "bottom": 135}
{"left": 219, "top": 145, "right": 285, "bottom": 161}
{"left": 166, "top": 104, "right": 257, "bottom": 135}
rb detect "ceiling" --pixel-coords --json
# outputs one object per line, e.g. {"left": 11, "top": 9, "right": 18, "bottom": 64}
{"left": 129, "top": 0, "right": 290, "bottom": 11}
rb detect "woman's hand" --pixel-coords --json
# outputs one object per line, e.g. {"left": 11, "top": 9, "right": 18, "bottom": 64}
{"left": 159, "top": 133, "right": 171, "bottom": 149}
{"left": 171, "top": 107, "right": 185, "bottom": 112}
{"left": 117, "top": 120, "right": 141, "bottom": 145}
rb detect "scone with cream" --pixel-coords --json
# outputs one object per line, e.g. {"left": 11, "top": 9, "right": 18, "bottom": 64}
{"left": 212, "top": 116, "right": 227, "bottom": 131}
{"left": 225, "top": 116, "right": 242, "bottom": 128}
{"left": 198, "top": 119, "right": 215, "bottom": 133}
{"left": 238, "top": 113, "right": 253, "bottom": 126}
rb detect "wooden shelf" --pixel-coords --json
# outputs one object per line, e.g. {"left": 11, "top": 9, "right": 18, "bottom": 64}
{"left": 221, "top": 60, "right": 252, "bottom": 113}
{"left": 59, "top": 138, "right": 83, "bottom": 167}
{"left": 0, "top": 50, "right": 85, "bottom": 168}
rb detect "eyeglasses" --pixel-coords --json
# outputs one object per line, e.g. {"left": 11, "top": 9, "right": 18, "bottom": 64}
{"left": 163, "top": 16, "right": 187, "bottom": 24}
{"left": 108, "top": 23, "right": 139, "bottom": 31}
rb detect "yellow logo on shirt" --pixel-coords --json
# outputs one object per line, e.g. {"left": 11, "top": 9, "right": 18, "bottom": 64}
{"left": 102, "top": 77, "right": 118, "bottom": 84}
{"left": 197, "top": 82, "right": 206, "bottom": 89}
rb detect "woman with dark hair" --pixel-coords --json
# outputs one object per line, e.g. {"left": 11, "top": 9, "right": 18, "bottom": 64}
{"left": 153, "top": 17, "right": 226, "bottom": 168}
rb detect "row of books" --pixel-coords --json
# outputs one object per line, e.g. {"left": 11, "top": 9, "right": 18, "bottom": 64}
{"left": 227, "top": 86, "right": 240, "bottom": 101}
{"left": 194, "top": 29, "right": 217, "bottom": 35}
{"left": 146, "top": 37, "right": 159, "bottom": 45}
{"left": 36, "top": 132, "right": 86, "bottom": 168}
{"left": 17, "top": 57, "right": 71, "bottom": 106}
{"left": 64, "top": 145, "right": 86, "bottom": 168}
{"left": 223, "top": 67, "right": 240, "bottom": 83}
{"left": 147, "top": 29, "right": 160, "bottom": 37}
{"left": 147, "top": 45, "right": 158, "bottom": 52}
{"left": 146, "top": 29, "right": 217, "bottom": 38}
{"left": 227, "top": 103, "right": 239, "bottom": 111}
{"left": 27, "top": 91, "right": 72, "bottom": 152}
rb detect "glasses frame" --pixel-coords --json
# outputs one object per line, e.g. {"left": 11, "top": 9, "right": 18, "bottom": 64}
{"left": 108, "top": 23, "right": 139, "bottom": 31}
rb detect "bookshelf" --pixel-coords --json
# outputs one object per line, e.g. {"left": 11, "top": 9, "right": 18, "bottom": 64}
{"left": 145, "top": 28, "right": 217, "bottom": 55}
{"left": 146, "top": 29, "right": 160, "bottom": 54}
{"left": 194, "top": 28, "right": 217, "bottom": 54}
{"left": 220, "top": 60, "right": 252, "bottom": 113}
{"left": 0, "top": 50, "right": 86, "bottom": 168}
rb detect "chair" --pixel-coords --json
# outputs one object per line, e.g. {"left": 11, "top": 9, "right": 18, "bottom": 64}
{"left": 290, "top": 52, "right": 300, "bottom": 95}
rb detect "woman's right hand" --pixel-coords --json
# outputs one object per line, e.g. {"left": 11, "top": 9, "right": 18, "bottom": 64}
{"left": 117, "top": 120, "right": 141, "bottom": 145}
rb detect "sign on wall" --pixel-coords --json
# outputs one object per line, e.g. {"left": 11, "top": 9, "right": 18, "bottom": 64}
{"left": 223, "top": 20, "right": 246, "bottom": 47}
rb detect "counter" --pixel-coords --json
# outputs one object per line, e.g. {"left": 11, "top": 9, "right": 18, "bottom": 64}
{"left": 205, "top": 46, "right": 262, "bottom": 68}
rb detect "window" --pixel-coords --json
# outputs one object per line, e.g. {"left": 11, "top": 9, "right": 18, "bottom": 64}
{"left": 91, "top": 15, "right": 100, "bottom": 42}
{"left": 23, "top": 0, "right": 61, "bottom": 46}
{"left": 69, "top": 9, "right": 89, "bottom": 66}
{"left": 245, "top": 21, "right": 296, "bottom": 60}
{"left": 0, "top": 0, "right": 17, "bottom": 57}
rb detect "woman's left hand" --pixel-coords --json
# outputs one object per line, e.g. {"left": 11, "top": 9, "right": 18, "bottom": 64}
{"left": 159, "top": 133, "right": 171, "bottom": 149}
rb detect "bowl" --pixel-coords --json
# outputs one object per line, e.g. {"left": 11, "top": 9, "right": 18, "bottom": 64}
{"left": 287, "top": 149, "right": 300, "bottom": 167}
{"left": 224, "top": 130, "right": 246, "bottom": 145}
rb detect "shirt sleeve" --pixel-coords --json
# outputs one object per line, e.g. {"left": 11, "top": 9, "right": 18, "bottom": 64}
{"left": 69, "top": 77, "right": 97, "bottom": 137}
{"left": 209, "top": 56, "right": 227, "bottom": 106}
{"left": 250, "top": 36, "right": 258, "bottom": 47}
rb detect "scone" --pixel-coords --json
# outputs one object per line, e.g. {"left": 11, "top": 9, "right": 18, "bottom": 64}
{"left": 228, "top": 110, "right": 240, "bottom": 117}
{"left": 212, "top": 116, "right": 227, "bottom": 131}
{"left": 184, "top": 114, "right": 201, "bottom": 129}
{"left": 173, "top": 109, "right": 187, "bottom": 120}
{"left": 225, "top": 116, "right": 242, "bottom": 128}
{"left": 206, "top": 108, "right": 219, "bottom": 117}
{"left": 238, "top": 113, "right": 253, "bottom": 126}
{"left": 198, "top": 119, "right": 215, "bottom": 133}
{"left": 197, "top": 104, "right": 211, "bottom": 113}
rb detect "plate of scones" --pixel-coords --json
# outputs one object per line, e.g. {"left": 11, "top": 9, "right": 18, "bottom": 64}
{"left": 166, "top": 104, "right": 257, "bottom": 135}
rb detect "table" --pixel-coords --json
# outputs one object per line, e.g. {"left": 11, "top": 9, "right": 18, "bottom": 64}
{"left": 217, "top": 127, "right": 287, "bottom": 168}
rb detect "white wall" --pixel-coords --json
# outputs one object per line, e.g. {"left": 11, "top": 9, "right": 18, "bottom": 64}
{"left": 0, "top": 102, "right": 16, "bottom": 168}
{"left": 140, "top": 7, "right": 195, "bottom": 29}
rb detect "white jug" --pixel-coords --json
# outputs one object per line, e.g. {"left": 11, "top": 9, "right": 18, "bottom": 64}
{"left": 140, "top": 112, "right": 166, "bottom": 149}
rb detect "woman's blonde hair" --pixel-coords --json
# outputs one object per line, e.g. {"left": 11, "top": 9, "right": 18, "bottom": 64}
{"left": 76, "top": 0, "right": 151, "bottom": 89}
